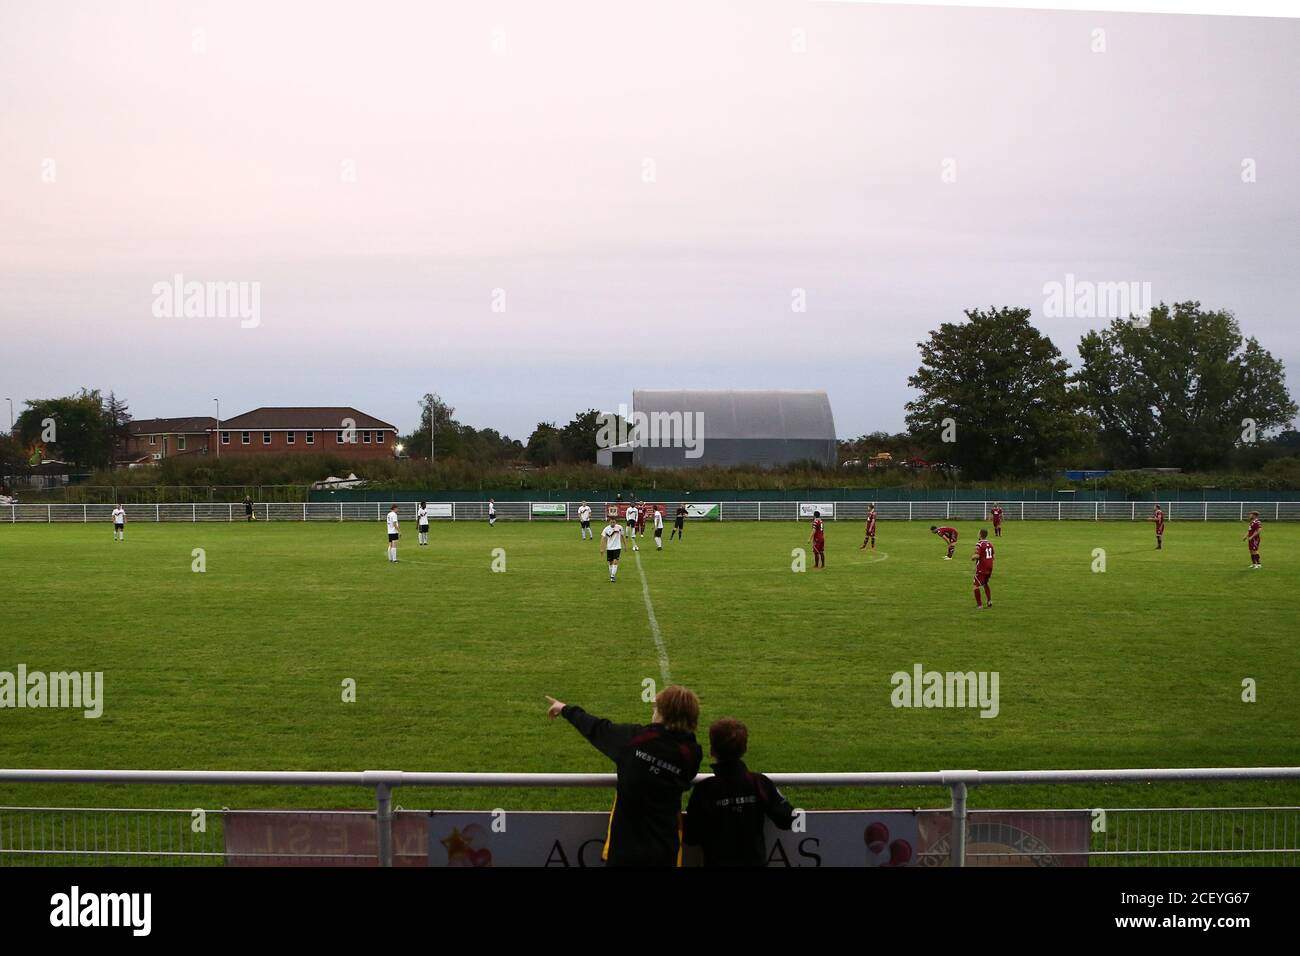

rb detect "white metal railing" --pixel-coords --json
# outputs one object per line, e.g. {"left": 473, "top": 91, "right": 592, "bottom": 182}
{"left": 2, "top": 501, "right": 1297, "bottom": 523}
{"left": 2, "top": 766, "right": 1297, "bottom": 867}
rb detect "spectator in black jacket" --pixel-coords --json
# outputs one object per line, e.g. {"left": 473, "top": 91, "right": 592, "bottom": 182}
{"left": 684, "top": 717, "right": 796, "bottom": 867}
{"left": 546, "top": 686, "right": 703, "bottom": 867}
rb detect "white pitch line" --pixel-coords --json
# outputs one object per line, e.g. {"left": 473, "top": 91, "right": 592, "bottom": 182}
{"left": 633, "top": 549, "right": 672, "bottom": 684}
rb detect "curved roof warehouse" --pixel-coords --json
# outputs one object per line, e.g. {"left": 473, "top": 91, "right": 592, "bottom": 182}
{"left": 611, "top": 389, "right": 836, "bottom": 469}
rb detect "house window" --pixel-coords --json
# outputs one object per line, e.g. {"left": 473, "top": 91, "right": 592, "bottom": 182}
{"left": 221, "top": 432, "right": 230, "bottom": 445}
{"left": 305, "top": 431, "right": 315, "bottom": 445}
{"left": 263, "top": 432, "right": 272, "bottom": 445}
{"left": 376, "top": 432, "right": 385, "bottom": 444}
{"left": 178, "top": 436, "right": 186, "bottom": 451}
{"left": 149, "top": 436, "right": 157, "bottom": 445}
{"left": 362, "top": 431, "right": 372, "bottom": 444}
{"left": 241, "top": 432, "right": 250, "bottom": 445}
{"left": 286, "top": 432, "right": 295, "bottom": 444}
{"left": 336, "top": 431, "right": 344, "bottom": 444}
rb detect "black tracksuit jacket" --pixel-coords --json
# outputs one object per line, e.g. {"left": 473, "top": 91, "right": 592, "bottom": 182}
{"left": 561, "top": 705, "right": 703, "bottom": 867}
{"left": 683, "top": 759, "right": 796, "bottom": 866}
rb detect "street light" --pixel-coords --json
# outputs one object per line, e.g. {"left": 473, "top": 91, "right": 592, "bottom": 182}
{"left": 434, "top": 395, "right": 444, "bottom": 465}
{"left": 213, "top": 398, "right": 220, "bottom": 458}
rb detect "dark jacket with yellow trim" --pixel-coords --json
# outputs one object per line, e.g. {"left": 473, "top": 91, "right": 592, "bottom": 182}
{"left": 561, "top": 704, "right": 703, "bottom": 867}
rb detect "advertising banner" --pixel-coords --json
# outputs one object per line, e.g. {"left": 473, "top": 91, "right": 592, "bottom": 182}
{"left": 530, "top": 503, "right": 567, "bottom": 516}
{"left": 916, "top": 811, "right": 1091, "bottom": 867}
{"left": 429, "top": 809, "right": 925, "bottom": 867}
{"left": 224, "top": 811, "right": 428, "bottom": 867}
{"left": 682, "top": 503, "right": 719, "bottom": 520}
{"left": 799, "top": 503, "right": 835, "bottom": 518}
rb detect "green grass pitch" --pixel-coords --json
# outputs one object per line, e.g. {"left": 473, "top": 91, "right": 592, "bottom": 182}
{"left": 1, "top": 518, "right": 1297, "bottom": 818}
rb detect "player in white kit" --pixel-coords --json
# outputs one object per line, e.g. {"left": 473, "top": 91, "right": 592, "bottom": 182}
{"left": 111, "top": 504, "right": 126, "bottom": 541}
{"left": 488, "top": 499, "right": 496, "bottom": 527}
{"left": 601, "top": 516, "right": 624, "bottom": 582}
{"left": 417, "top": 501, "right": 430, "bottom": 546}
{"left": 625, "top": 504, "right": 639, "bottom": 552}
{"left": 385, "top": 504, "right": 400, "bottom": 563}
{"left": 653, "top": 506, "right": 664, "bottom": 550}
{"left": 577, "top": 501, "right": 592, "bottom": 539}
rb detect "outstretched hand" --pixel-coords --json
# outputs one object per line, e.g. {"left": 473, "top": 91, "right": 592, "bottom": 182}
{"left": 545, "top": 696, "right": 566, "bottom": 719}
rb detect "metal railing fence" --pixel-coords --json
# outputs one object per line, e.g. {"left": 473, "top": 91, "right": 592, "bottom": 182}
{"left": 2, "top": 766, "right": 1297, "bottom": 867}
{"left": 3, "top": 500, "right": 1298, "bottom": 523}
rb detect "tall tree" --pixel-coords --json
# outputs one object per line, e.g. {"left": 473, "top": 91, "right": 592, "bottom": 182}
{"left": 905, "top": 307, "right": 1084, "bottom": 478}
{"left": 1075, "top": 302, "right": 1297, "bottom": 469}
{"left": 15, "top": 389, "right": 120, "bottom": 469}
{"left": 525, "top": 422, "right": 564, "bottom": 466}
{"left": 559, "top": 409, "right": 603, "bottom": 464}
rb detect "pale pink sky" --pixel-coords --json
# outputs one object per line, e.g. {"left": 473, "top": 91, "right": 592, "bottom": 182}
{"left": 1, "top": 0, "right": 1297, "bottom": 437}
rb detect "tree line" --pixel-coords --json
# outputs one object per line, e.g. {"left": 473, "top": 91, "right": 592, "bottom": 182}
{"left": 3, "top": 301, "right": 1296, "bottom": 483}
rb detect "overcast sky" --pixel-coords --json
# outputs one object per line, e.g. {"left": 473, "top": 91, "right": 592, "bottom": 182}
{"left": 1, "top": 0, "right": 1297, "bottom": 439}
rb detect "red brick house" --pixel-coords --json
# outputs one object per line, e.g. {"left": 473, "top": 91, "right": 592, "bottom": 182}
{"left": 122, "top": 417, "right": 217, "bottom": 462}
{"left": 210, "top": 407, "right": 399, "bottom": 458}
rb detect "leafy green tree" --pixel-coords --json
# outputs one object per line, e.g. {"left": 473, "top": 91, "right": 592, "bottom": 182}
{"left": 1075, "top": 302, "right": 1297, "bottom": 469}
{"left": 559, "top": 409, "right": 603, "bottom": 464}
{"left": 15, "top": 389, "right": 122, "bottom": 469}
{"left": 525, "top": 422, "right": 564, "bottom": 466}
{"left": 905, "top": 307, "right": 1085, "bottom": 479}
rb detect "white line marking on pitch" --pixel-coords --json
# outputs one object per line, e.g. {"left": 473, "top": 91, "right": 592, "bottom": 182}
{"left": 633, "top": 549, "right": 672, "bottom": 684}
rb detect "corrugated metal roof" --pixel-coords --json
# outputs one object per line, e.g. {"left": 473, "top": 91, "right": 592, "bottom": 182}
{"left": 632, "top": 390, "right": 835, "bottom": 441}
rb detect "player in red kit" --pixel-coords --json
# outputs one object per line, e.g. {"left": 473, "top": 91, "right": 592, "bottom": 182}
{"left": 930, "top": 525, "right": 958, "bottom": 560}
{"left": 971, "top": 529, "right": 994, "bottom": 608}
{"left": 1243, "top": 511, "right": 1262, "bottom": 569}
{"left": 859, "top": 504, "right": 877, "bottom": 552}
{"left": 1151, "top": 506, "right": 1166, "bottom": 549}
{"left": 990, "top": 503, "right": 1004, "bottom": 537}
{"left": 809, "top": 511, "right": 826, "bottom": 568}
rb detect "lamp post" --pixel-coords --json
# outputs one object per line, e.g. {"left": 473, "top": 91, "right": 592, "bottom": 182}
{"left": 214, "top": 398, "right": 220, "bottom": 458}
{"left": 434, "top": 395, "right": 444, "bottom": 465}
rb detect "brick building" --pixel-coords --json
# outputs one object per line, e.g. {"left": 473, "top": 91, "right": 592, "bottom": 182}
{"left": 210, "top": 407, "right": 399, "bottom": 458}
{"left": 122, "top": 417, "right": 217, "bottom": 462}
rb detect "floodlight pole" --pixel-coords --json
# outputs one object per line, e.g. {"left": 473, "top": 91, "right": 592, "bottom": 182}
{"left": 214, "top": 398, "right": 220, "bottom": 458}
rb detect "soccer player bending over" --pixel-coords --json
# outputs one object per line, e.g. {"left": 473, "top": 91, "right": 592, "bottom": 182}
{"left": 971, "top": 528, "right": 994, "bottom": 609}
{"left": 111, "top": 504, "right": 126, "bottom": 541}
{"left": 684, "top": 717, "right": 795, "bottom": 867}
{"left": 931, "top": 525, "right": 958, "bottom": 560}
{"left": 1243, "top": 511, "right": 1262, "bottom": 569}
{"left": 545, "top": 686, "right": 703, "bottom": 867}
{"left": 601, "top": 515, "right": 624, "bottom": 582}
{"left": 809, "top": 511, "right": 826, "bottom": 568}
{"left": 859, "top": 504, "right": 877, "bottom": 551}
